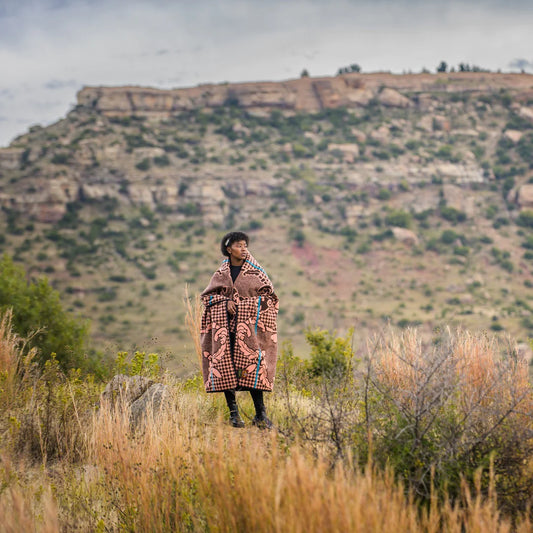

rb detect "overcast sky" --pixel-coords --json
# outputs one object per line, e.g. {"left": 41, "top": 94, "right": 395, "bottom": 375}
{"left": 1, "top": 0, "right": 533, "bottom": 147}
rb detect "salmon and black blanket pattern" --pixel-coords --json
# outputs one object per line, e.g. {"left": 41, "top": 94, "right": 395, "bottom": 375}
{"left": 200, "top": 253, "right": 279, "bottom": 392}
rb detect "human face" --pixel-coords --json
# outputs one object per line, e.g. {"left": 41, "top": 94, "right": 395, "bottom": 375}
{"left": 227, "top": 240, "right": 248, "bottom": 265}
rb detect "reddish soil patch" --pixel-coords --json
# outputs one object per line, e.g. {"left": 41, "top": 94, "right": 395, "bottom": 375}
{"left": 291, "top": 242, "right": 342, "bottom": 271}
{"left": 291, "top": 242, "right": 352, "bottom": 297}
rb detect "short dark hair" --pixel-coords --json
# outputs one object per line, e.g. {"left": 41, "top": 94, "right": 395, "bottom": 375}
{"left": 221, "top": 231, "right": 249, "bottom": 257}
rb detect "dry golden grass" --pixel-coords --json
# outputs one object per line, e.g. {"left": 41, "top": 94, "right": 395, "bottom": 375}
{"left": 184, "top": 285, "right": 203, "bottom": 367}
{"left": 2, "top": 388, "right": 532, "bottom": 532}
{"left": 1, "top": 311, "right": 532, "bottom": 532}
{"left": 0, "top": 481, "right": 58, "bottom": 533}
{"left": 372, "top": 326, "right": 532, "bottom": 413}
{"left": 79, "top": 392, "right": 531, "bottom": 532}
{"left": 0, "top": 309, "right": 37, "bottom": 412}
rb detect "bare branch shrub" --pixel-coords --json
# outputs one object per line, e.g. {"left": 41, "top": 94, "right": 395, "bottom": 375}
{"left": 277, "top": 330, "right": 364, "bottom": 463}
{"left": 278, "top": 326, "right": 533, "bottom": 517}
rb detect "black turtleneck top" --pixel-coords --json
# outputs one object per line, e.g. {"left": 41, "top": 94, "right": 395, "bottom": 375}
{"left": 230, "top": 264, "right": 242, "bottom": 283}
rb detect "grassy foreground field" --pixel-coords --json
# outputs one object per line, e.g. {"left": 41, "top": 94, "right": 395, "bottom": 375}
{"left": 1, "top": 308, "right": 532, "bottom": 532}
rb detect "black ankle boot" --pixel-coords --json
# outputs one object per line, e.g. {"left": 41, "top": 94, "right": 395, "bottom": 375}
{"left": 229, "top": 410, "right": 245, "bottom": 428}
{"left": 252, "top": 409, "right": 273, "bottom": 430}
{"left": 250, "top": 390, "right": 272, "bottom": 430}
{"left": 224, "top": 390, "right": 245, "bottom": 428}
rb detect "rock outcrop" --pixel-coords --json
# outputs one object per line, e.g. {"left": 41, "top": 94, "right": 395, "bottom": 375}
{"left": 504, "top": 129, "right": 524, "bottom": 143}
{"left": 518, "top": 106, "right": 533, "bottom": 123}
{"left": 517, "top": 184, "right": 533, "bottom": 208}
{"left": 101, "top": 374, "right": 170, "bottom": 428}
{"left": 0, "top": 148, "right": 25, "bottom": 170}
{"left": 328, "top": 143, "right": 360, "bottom": 163}
{"left": 2, "top": 72, "right": 532, "bottom": 224}
{"left": 378, "top": 88, "right": 411, "bottom": 108}
{"left": 392, "top": 227, "right": 419, "bottom": 246}
{"left": 76, "top": 72, "right": 533, "bottom": 117}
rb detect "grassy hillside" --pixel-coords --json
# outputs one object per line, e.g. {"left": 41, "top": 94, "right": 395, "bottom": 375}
{"left": 0, "top": 78, "right": 533, "bottom": 371}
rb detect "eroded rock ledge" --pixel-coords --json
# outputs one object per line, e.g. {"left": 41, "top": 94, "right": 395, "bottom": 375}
{"left": 77, "top": 72, "right": 533, "bottom": 117}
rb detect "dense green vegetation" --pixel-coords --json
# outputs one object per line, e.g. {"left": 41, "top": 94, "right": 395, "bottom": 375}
{"left": 0, "top": 255, "right": 93, "bottom": 371}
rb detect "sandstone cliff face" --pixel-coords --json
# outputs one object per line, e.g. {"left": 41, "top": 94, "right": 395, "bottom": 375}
{"left": 1, "top": 72, "right": 533, "bottom": 224}
{"left": 76, "top": 72, "right": 533, "bottom": 117}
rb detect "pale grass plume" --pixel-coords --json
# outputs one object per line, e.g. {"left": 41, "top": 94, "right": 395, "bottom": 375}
{"left": 0, "top": 455, "right": 59, "bottom": 533}
{"left": 371, "top": 326, "right": 421, "bottom": 391}
{"left": 370, "top": 326, "right": 532, "bottom": 413}
{"left": 0, "top": 309, "right": 37, "bottom": 411}
{"left": 184, "top": 284, "right": 202, "bottom": 367}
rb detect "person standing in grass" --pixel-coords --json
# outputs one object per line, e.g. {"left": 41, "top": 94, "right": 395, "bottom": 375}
{"left": 200, "top": 231, "right": 279, "bottom": 428}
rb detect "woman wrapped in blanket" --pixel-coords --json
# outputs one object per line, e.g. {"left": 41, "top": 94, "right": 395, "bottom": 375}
{"left": 200, "top": 231, "right": 279, "bottom": 428}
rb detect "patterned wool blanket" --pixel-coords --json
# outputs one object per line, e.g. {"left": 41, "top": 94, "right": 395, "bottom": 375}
{"left": 200, "top": 253, "right": 279, "bottom": 392}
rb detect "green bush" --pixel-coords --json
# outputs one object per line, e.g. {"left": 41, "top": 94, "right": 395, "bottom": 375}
{"left": 522, "top": 235, "right": 533, "bottom": 250}
{"left": 440, "top": 206, "right": 467, "bottom": 223}
{"left": 453, "top": 245, "right": 469, "bottom": 256}
{"left": 372, "top": 229, "right": 394, "bottom": 241}
{"left": 97, "top": 287, "right": 117, "bottom": 302}
{"left": 440, "top": 229, "right": 459, "bottom": 244}
{"left": 516, "top": 210, "right": 533, "bottom": 228}
{"left": 292, "top": 143, "right": 314, "bottom": 158}
{"left": 289, "top": 227, "right": 305, "bottom": 247}
{"left": 372, "top": 149, "right": 390, "bottom": 160}
{"left": 485, "top": 204, "right": 498, "bottom": 219}
{"left": 51, "top": 153, "right": 71, "bottom": 165}
{"left": 385, "top": 210, "right": 412, "bottom": 229}
{"left": 388, "top": 143, "right": 404, "bottom": 157}
{"left": 279, "top": 328, "right": 533, "bottom": 517}
{"left": 109, "top": 274, "right": 129, "bottom": 283}
{"left": 115, "top": 350, "right": 160, "bottom": 379}
{"left": 0, "top": 255, "right": 89, "bottom": 370}
{"left": 500, "top": 259, "right": 514, "bottom": 272}
{"left": 178, "top": 203, "right": 199, "bottom": 216}
{"left": 124, "top": 134, "right": 153, "bottom": 150}
{"left": 516, "top": 133, "right": 533, "bottom": 162}
{"left": 397, "top": 318, "right": 422, "bottom": 328}
{"left": 136, "top": 158, "right": 151, "bottom": 171}
{"left": 153, "top": 154, "right": 170, "bottom": 167}
{"left": 377, "top": 188, "right": 392, "bottom": 200}
{"left": 405, "top": 139, "right": 420, "bottom": 151}
{"left": 306, "top": 328, "right": 353, "bottom": 378}
{"left": 435, "top": 145, "right": 454, "bottom": 160}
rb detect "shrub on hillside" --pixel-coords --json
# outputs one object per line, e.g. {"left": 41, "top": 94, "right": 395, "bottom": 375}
{"left": 516, "top": 210, "right": 533, "bottom": 228}
{"left": 153, "top": 154, "right": 170, "bottom": 167}
{"left": 521, "top": 235, "right": 533, "bottom": 250}
{"left": 516, "top": 133, "right": 533, "bottom": 163}
{"left": 135, "top": 158, "right": 151, "bottom": 171}
{"left": 384, "top": 209, "right": 412, "bottom": 228}
{"left": 306, "top": 328, "right": 353, "bottom": 378}
{"left": 377, "top": 188, "right": 392, "bottom": 200}
{"left": 435, "top": 144, "right": 460, "bottom": 162}
{"left": 0, "top": 255, "right": 89, "bottom": 370}
{"left": 440, "top": 229, "right": 460, "bottom": 244}
{"left": 50, "top": 153, "right": 71, "bottom": 165}
{"left": 0, "top": 311, "right": 100, "bottom": 461}
{"left": 440, "top": 206, "right": 467, "bottom": 223}
{"left": 278, "top": 327, "right": 533, "bottom": 517}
